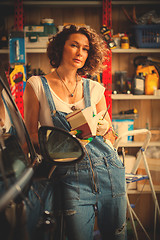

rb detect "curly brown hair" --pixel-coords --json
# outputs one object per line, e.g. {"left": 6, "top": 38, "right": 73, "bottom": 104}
{"left": 47, "top": 24, "right": 108, "bottom": 76}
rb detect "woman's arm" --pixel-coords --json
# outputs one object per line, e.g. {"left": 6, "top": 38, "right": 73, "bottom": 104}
{"left": 96, "top": 95, "right": 112, "bottom": 126}
{"left": 23, "top": 82, "right": 40, "bottom": 148}
{"left": 96, "top": 95, "right": 117, "bottom": 144}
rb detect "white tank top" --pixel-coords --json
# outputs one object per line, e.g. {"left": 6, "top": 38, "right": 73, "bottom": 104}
{"left": 27, "top": 76, "right": 105, "bottom": 127}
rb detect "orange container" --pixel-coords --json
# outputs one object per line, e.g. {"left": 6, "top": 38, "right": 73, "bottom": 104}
{"left": 136, "top": 65, "right": 159, "bottom": 95}
{"left": 121, "top": 36, "right": 129, "bottom": 49}
{"left": 145, "top": 72, "right": 159, "bottom": 95}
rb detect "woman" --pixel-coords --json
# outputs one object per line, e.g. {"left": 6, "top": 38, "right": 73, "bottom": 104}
{"left": 24, "top": 25, "right": 127, "bottom": 240}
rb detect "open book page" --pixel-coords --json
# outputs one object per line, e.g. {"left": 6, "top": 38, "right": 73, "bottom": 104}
{"left": 66, "top": 106, "right": 105, "bottom": 139}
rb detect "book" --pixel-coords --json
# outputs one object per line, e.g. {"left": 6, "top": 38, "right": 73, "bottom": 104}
{"left": 66, "top": 106, "right": 105, "bottom": 139}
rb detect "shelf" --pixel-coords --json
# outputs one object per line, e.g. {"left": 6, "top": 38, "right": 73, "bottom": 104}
{"left": 112, "top": 1, "right": 160, "bottom": 5}
{"left": 112, "top": 113, "right": 138, "bottom": 119}
{"left": 127, "top": 189, "right": 160, "bottom": 194}
{"left": 117, "top": 141, "right": 160, "bottom": 147}
{"left": 112, "top": 94, "right": 160, "bottom": 100}
{"left": 26, "top": 48, "right": 47, "bottom": 53}
{"left": 1, "top": 47, "right": 160, "bottom": 55}
{"left": 0, "top": 48, "right": 47, "bottom": 54}
{"left": 112, "top": 48, "right": 160, "bottom": 53}
{"left": 1, "top": 1, "right": 159, "bottom": 6}
{"left": 23, "top": 1, "right": 102, "bottom": 7}
{"left": 0, "top": 1, "right": 102, "bottom": 7}
{"left": 0, "top": 49, "right": 9, "bottom": 54}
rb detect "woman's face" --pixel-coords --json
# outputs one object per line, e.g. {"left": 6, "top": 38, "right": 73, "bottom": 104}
{"left": 61, "top": 33, "right": 89, "bottom": 69}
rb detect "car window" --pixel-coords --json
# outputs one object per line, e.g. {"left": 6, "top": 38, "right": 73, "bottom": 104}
{"left": 0, "top": 77, "right": 35, "bottom": 209}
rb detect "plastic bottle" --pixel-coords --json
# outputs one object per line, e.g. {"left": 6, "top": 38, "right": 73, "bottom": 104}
{"left": 132, "top": 73, "right": 145, "bottom": 95}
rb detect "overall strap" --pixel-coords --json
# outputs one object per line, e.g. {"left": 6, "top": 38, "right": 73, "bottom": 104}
{"left": 40, "top": 76, "right": 70, "bottom": 131}
{"left": 83, "top": 78, "right": 91, "bottom": 108}
{"left": 40, "top": 76, "right": 57, "bottom": 118}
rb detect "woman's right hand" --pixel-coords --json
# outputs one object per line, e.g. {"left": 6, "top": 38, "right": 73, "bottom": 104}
{"left": 69, "top": 130, "right": 93, "bottom": 147}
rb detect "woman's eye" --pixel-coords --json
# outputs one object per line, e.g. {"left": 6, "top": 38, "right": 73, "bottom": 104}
{"left": 83, "top": 48, "right": 89, "bottom": 52}
{"left": 71, "top": 44, "right": 77, "bottom": 48}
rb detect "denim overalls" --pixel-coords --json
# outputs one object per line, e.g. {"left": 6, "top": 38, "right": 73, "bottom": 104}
{"left": 41, "top": 76, "right": 127, "bottom": 240}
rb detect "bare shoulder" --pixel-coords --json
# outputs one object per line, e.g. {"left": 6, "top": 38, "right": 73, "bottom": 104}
{"left": 23, "top": 80, "right": 38, "bottom": 103}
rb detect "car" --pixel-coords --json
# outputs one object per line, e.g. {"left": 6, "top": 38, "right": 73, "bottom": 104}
{"left": 0, "top": 71, "right": 84, "bottom": 239}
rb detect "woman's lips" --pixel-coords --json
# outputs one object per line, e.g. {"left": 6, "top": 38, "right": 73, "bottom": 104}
{"left": 73, "top": 58, "right": 82, "bottom": 63}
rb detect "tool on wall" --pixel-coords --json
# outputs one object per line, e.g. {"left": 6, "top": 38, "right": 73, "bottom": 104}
{"left": 100, "top": 25, "right": 116, "bottom": 49}
{"left": 119, "top": 108, "right": 138, "bottom": 115}
{"left": 9, "top": 31, "right": 25, "bottom": 65}
{"left": 121, "top": 6, "right": 138, "bottom": 25}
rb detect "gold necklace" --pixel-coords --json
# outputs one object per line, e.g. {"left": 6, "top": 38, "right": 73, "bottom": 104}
{"left": 56, "top": 69, "right": 78, "bottom": 97}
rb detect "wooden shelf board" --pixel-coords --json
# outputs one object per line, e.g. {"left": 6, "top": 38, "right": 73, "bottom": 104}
{"left": 112, "top": 48, "right": 160, "bottom": 53}
{"left": 1, "top": 1, "right": 159, "bottom": 6}
{"left": 0, "top": 1, "right": 102, "bottom": 7}
{"left": 127, "top": 189, "right": 160, "bottom": 194}
{"left": 112, "top": 94, "right": 160, "bottom": 100}
{"left": 0, "top": 48, "right": 47, "bottom": 54}
{"left": 117, "top": 141, "right": 160, "bottom": 147}
{"left": 1, "top": 48, "right": 160, "bottom": 55}
{"left": 112, "top": 1, "right": 160, "bottom": 5}
{"left": 26, "top": 48, "right": 47, "bottom": 53}
{"left": 0, "top": 49, "right": 9, "bottom": 54}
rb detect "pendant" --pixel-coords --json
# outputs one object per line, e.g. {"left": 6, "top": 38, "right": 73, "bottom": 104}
{"left": 71, "top": 106, "right": 77, "bottom": 111}
{"left": 71, "top": 93, "right": 74, "bottom": 97}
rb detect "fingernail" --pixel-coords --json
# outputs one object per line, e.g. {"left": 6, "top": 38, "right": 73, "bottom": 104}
{"left": 76, "top": 130, "right": 82, "bottom": 135}
{"left": 87, "top": 137, "right": 93, "bottom": 142}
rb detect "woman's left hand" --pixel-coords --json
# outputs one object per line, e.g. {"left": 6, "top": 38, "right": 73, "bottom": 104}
{"left": 69, "top": 130, "right": 93, "bottom": 147}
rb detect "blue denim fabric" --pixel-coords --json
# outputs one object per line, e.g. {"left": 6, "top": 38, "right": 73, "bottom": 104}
{"left": 52, "top": 140, "right": 126, "bottom": 240}
{"left": 26, "top": 180, "right": 54, "bottom": 240}
{"left": 40, "top": 76, "right": 127, "bottom": 240}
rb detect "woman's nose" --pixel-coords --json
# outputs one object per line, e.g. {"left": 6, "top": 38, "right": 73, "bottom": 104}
{"left": 77, "top": 47, "right": 82, "bottom": 56}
